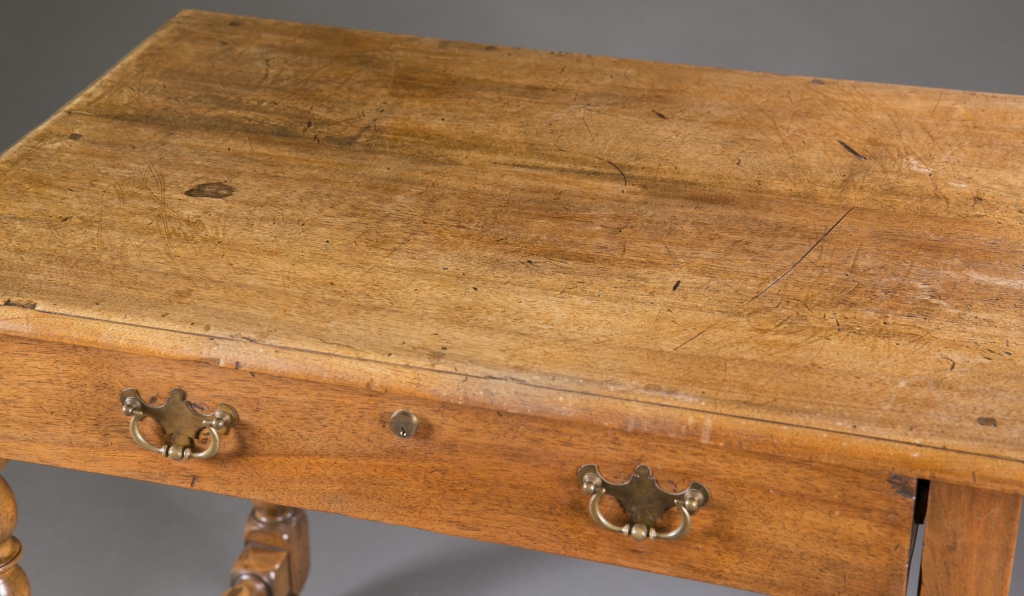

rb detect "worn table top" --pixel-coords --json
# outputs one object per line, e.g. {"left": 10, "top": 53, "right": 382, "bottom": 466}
{"left": 1, "top": 10, "right": 1022, "bottom": 488}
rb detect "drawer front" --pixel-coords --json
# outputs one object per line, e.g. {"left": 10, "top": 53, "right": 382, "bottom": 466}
{"left": 0, "top": 335, "right": 915, "bottom": 595}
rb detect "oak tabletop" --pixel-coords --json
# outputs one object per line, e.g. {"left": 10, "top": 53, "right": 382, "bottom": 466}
{"left": 1, "top": 11, "right": 1022, "bottom": 483}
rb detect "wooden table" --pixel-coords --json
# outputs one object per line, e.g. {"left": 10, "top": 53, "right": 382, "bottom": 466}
{"left": 1, "top": 10, "right": 1021, "bottom": 595}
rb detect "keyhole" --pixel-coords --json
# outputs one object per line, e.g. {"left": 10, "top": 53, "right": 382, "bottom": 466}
{"left": 389, "top": 409, "right": 419, "bottom": 438}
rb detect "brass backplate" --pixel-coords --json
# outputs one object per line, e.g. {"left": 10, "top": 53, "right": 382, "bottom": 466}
{"left": 577, "top": 464, "right": 709, "bottom": 527}
{"left": 120, "top": 388, "right": 237, "bottom": 448}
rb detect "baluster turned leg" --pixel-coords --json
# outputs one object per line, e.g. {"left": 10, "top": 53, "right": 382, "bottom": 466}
{"left": 223, "top": 501, "right": 309, "bottom": 596}
{"left": 0, "top": 459, "right": 30, "bottom": 595}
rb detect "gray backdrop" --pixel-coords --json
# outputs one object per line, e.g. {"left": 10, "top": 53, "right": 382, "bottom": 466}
{"left": 2, "top": 1, "right": 1023, "bottom": 594}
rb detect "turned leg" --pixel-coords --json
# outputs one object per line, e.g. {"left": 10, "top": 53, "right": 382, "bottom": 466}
{"left": 0, "top": 459, "right": 30, "bottom": 595}
{"left": 223, "top": 501, "right": 309, "bottom": 596}
{"left": 919, "top": 481, "right": 1022, "bottom": 595}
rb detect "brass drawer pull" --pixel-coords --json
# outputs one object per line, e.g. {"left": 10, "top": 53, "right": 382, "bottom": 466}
{"left": 119, "top": 388, "right": 237, "bottom": 461}
{"left": 578, "top": 464, "right": 709, "bottom": 542}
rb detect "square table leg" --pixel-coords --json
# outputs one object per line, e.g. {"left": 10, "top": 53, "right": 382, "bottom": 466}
{"left": 920, "top": 481, "right": 1022, "bottom": 595}
{"left": 0, "top": 459, "right": 30, "bottom": 595}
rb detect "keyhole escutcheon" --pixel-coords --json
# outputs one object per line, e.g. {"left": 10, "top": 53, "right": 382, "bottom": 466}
{"left": 389, "top": 409, "right": 419, "bottom": 438}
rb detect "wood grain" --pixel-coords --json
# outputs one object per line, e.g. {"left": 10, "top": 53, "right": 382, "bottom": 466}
{"left": 0, "top": 460, "right": 30, "bottom": 596}
{"left": 0, "top": 335, "right": 916, "bottom": 596}
{"left": 919, "top": 481, "right": 1022, "bottom": 596}
{"left": 5, "top": 308, "right": 1024, "bottom": 494}
{"left": 1, "top": 11, "right": 1023, "bottom": 487}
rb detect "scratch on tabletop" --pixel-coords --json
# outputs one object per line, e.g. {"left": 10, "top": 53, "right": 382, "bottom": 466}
{"left": 837, "top": 140, "right": 867, "bottom": 161}
{"left": 593, "top": 156, "right": 627, "bottom": 189}
{"left": 3, "top": 299, "right": 37, "bottom": 309}
{"left": 673, "top": 208, "right": 855, "bottom": 350}
{"left": 598, "top": 157, "right": 626, "bottom": 188}
{"left": 744, "top": 207, "right": 856, "bottom": 305}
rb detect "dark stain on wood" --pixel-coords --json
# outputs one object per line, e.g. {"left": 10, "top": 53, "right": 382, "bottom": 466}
{"left": 887, "top": 473, "right": 917, "bottom": 499}
{"left": 837, "top": 140, "right": 867, "bottom": 161}
{"left": 978, "top": 417, "right": 998, "bottom": 427}
{"left": 185, "top": 182, "right": 234, "bottom": 199}
{"left": 2, "top": 299, "right": 37, "bottom": 309}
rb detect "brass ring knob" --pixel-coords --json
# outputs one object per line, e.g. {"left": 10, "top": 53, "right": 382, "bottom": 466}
{"left": 120, "top": 388, "right": 237, "bottom": 461}
{"left": 578, "top": 464, "right": 709, "bottom": 542}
